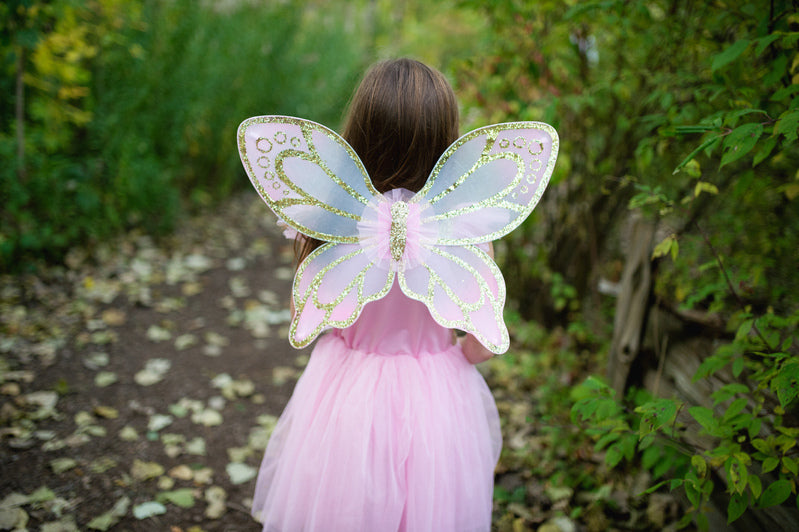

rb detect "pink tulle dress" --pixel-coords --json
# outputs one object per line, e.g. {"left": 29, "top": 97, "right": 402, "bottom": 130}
{"left": 251, "top": 280, "right": 502, "bottom": 531}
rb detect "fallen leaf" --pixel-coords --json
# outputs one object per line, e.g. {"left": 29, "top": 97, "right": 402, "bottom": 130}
{"left": 148, "top": 414, "right": 173, "bottom": 432}
{"left": 228, "top": 276, "right": 250, "bottom": 298}
{"left": 0, "top": 383, "right": 20, "bottom": 396}
{"left": 185, "top": 254, "right": 212, "bottom": 271}
{"left": 0, "top": 507, "right": 27, "bottom": 529}
{"left": 132, "top": 501, "right": 167, "bottom": 519}
{"left": 227, "top": 446, "right": 252, "bottom": 463}
{"left": 40, "top": 515, "right": 79, "bottom": 532}
{"left": 50, "top": 458, "right": 78, "bottom": 474}
{"left": 257, "top": 290, "right": 278, "bottom": 305}
{"left": 28, "top": 486, "right": 56, "bottom": 504}
{"left": 74, "top": 411, "right": 95, "bottom": 426}
{"left": 157, "top": 488, "right": 195, "bottom": 508}
{"left": 83, "top": 352, "right": 110, "bottom": 370}
{"left": 226, "top": 462, "right": 257, "bottom": 485}
{"left": 208, "top": 396, "right": 225, "bottom": 410}
{"left": 191, "top": 409, "right": 223, "bottom": 427}
{"left": 168, "top": 465, "right": 194, "bottom": 481}
{"left": 87, "top": 512, "right": 116, "bottom": 531}
{"left": 192, "top": 467, "right": 213, "bottom": 485}
{"left": 272, "top": 366, "right": 298, "bottom": 386}
{"left": 204, "top": 486, "right": 227, "bottom": 519}
{"left": 90, "top": 456, "right": 117, "bottom": 473}
{"left": 274, "top": 266, "right": 293, "bottom": 280}
{"left": 185, "top": 437, "right": 207, "bottom": 456}
{"left": 1, "top": 492, "right": 30, "bottom": 508}
{"left": 174, "top": 333, "right": 197, "bottom": 351}
{"left": 118, "top": 426, "right": 139, "bottom": 441}
{"left": 131, "top": 459, "right": 165, "bottom": 481}
{"left": 86, "top": 496, "right": 130, "bottom": 531}
{"left": 134, "top": 358, "right": 172, "bottom": 386}
{"left": 94, "top": 371, "right": 118, "bottom": 387}
{"left": 168, "top": 403, "right": 189, "bottom": 418}
{"left": 202, "top": 344, "right": 222, "bottom": 357}
{"left": 226, "top": 257, "right": 246, "bottom": 271}
{"left": 101, "top": 309, "right": 127, "bottom": 326}
{"left": 90, "top": 330, "right": 118, "bottom": 345}
{"left": 146, "top": 325, "right": 172, "bottom": 342}
{"left": 94, "top": 405, "right": 119, "bottom": 419}
{"left": 182, "top": 281, "right": 203, "bottom": 297}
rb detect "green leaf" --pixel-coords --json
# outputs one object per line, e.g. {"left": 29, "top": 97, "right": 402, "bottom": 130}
{"left": 724, "top": 397, "right": 748, "bottom": 421}
{"left": 751, "top": 438, "right": 771, "bottom": 454}
{"left": 732, "top": 356, "right": 745, "bottom": 378}
{"left": 689, "top": 406, "right": 718, "bottom": 434}
{"left": 752, "top": 136, "right": 778, "bottom": 166}
{"left": 643, "top": 479, "right": 669, "bottom": 495}
{"left": 727, "top": 456, "right": 749, "bottom": 494}
{"left": 727, "top": 492, "right": 748, "bottom": 524}
{"left": 606, "top": 442, "right": 624, "bottom": 468}
{"left": 774, "top": 360, "right": 799, "bottom": 407}
{"left": 721, "top": 123, "right": 763, "bottom": 167}
{"left": 748, "top": 417, "right": 762, "bottom": 439}
{"left": 775, "top": 109, "right": 799, "bottom": 143}
{"left": 754, "top": 34, "right": 780, "bottom": 55}
{"left": 783, "top": 456, "right": 798, "bottom": 476}
{"left": 712, "top": 39, "right": 750, "bottom": 71}
{"left": 692, "top": 455, "right": 707, "bottom": 478}
{"left": 762, "top": 457, "right": 780, "bottom": 473}
{"left": 759, "top": 479, "right": 791, "bottom": 508}
{"left": 771, "top": 84, "right": 799, "bottom": 102}
{"left": 673, "top": 136, "right": 721, "bottom": 174}
{"left": 749, "top": 475, "right": 762, "bottom": 499}
{"left": 685, "top": 479, "right": 701, "bottom": 508}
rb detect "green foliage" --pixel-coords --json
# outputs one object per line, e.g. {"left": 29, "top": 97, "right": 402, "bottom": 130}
{"left": 0, "top": 0, "right": 369, "bottom": 271}
{"left": 450, "top": 0, "right": 799, "bottom": 526}
{"left": 572, "top": 305, "right": 799, "bottom": 528}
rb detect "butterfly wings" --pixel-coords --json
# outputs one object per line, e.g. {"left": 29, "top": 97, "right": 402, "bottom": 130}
{"left": 238, "top": 116, "right": 559, "bottom": 353}
{"left": 400, "top": 122, "right": 559, "bottom": 352}
{"left": 237, "top": 116, "right": 378, "bottom": 243}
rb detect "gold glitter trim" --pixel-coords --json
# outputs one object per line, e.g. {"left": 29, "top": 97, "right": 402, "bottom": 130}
{"left": 289, "top": 243, "right": 393, "bottom": 348}
{"left": 238, "top": 116, "right": 380, "bottom": 244}
{"left": 413, "top": 121, "right": 559, "bottom": 246}
{"left": 389, "top": 201, "right": 409, "bottom": 263}
{"left": 398, "top": 244, "right": 509, "bottom": 353}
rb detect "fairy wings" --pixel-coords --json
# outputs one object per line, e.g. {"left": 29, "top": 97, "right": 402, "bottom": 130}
{"left": 237, "top": 116, "right": 558, "bottom": 354}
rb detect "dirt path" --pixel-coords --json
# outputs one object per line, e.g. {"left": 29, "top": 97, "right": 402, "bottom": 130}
{"left": 1, "top": 194, "right": 299, "bottom": 531}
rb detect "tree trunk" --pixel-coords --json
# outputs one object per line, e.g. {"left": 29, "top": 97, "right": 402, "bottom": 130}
{"left": 606, "top": 216, "right": 656, "bottom": 396}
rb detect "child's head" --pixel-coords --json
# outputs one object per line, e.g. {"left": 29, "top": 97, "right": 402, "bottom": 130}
{"left": 296, "top": 59, "right": 458, "bottom": 265}
{"left": 342, "top": 58, "right": 459, "bottom": 193}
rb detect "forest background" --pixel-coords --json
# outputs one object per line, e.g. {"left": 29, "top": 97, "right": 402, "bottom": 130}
{"left": 2, "top": 0, "right": 798, "bottom": 530}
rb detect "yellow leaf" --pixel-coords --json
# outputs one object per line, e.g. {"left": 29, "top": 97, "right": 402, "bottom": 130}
{"left": 783, "top": 183, "right": 799, "bottom": 201}
{"left": 694, "top": 181, "right": 719, "bottom": 197}
{"left": 651, "top": 234, "right": 677, "bottom": 260}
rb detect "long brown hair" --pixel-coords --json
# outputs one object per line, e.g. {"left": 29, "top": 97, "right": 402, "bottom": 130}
{"left": 295, "top": 58, "right": 460, "bottom": 265}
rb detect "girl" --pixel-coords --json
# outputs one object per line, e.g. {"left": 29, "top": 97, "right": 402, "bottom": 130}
{"left": 241, "top": 58, "right": 557, "bottom": 531}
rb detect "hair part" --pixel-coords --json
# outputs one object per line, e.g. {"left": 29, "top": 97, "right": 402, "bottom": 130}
{"left": 296, "top": 58, "right": 460, "bottom": 266}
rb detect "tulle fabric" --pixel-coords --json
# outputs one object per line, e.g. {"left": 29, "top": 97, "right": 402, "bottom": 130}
{"left": 252, "top": 283, "right": 501, "bottom": 532}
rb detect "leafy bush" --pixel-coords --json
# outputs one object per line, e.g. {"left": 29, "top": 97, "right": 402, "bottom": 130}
{"left": 0, "top": 0, "right": 369, "bottom": 271}
{"left": 450, "top": 0, "right": 798, "bottom": 527}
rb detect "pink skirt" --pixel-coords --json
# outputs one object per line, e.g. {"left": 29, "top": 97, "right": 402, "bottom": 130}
{"left": 251, "top": 333, "right": 502, "bottom": 531}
